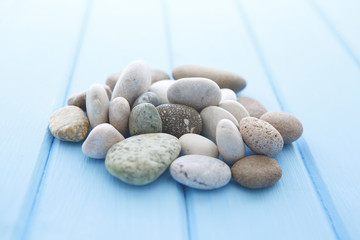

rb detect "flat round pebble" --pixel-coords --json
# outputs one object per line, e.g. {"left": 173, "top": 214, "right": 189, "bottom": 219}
{"left": 220, "top": 88, "right": 237, "bottom": 102}
{"left": 49, "top": 106, "right": 89, "bottom": 142}
{"left": 200, "top": 106, "right": 239, "bottom": 142}
{"left": 260, "top": 112, "right": 303, "bottom": 144}
{"left": 231, "top": 155, "right": 282, "bottom": 189}
{"left": 86, "top": 84, "right": 109, "bottom": 128}
{"left": 216, "top": 119, "right": 245, "bottom": 165}
{"left": 67, "top": 85, "right": 111, "bottom": 111}
{"left": 172, "top": 64, "right": 247, "bottom": 92}
{"left": 109, "top": 97, "right": 130, "bottom": 137}
{"left": 156, "top": 104, "right": 202, "bottom": 138}
{"left": 179, "top": 134, "right": 218, "bottom": 158}
{"left": 219, "top": 100, "right": 249, "bottom": 124}
{"left": 167, "top": 77, "right": 221, "bottom": 111}
{"left": 105, "top": 72, "right": 121, "bottom": 90}
{"left": 82, "top": 123, "right": 124, "bottom": 159}
{"left": 237, "top": 96, "right": 267, "bottom": 118}
{"left": 170, "top": 155, "right": 231, "bottom": 190}
{"left": 132, "top": 92, "right": 160, "bottom": 109}
{"left": 129, "top": 103, "right": 162, "bottom": 136}
{"left": 151, "top": 68, "right": 170, "bottom": 83}
{"left": 105, "top": 133, "right": 181, "bottom": 185}
{"left": 149, "top": 80, "right": 174, "bottom": 104}
{"left": 240, "top": 117, "right": 283, "bottom": 156}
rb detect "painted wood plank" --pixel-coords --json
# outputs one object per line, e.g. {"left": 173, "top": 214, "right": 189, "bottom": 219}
{"left": 165, "top": 0, "right": 336, "bottom": 239}
{"left": 24, "top": 0, "right": 188, "bottom": 239}
{"left": 240, "top": 0, "right": 360, "bottom": 238}
{"left": 0, "top": 0, "right": 88, "bottom": 239}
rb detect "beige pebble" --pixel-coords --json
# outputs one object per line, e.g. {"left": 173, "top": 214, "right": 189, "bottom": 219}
{"left": 67, "top": 85, "right": 111, "bottom": 111}
{"left": 216, "top": 119, "right": 245, "bottom": 165}
{"left": 149, "top": 80, "right": 174, "bottom": 104}
{"left": 86, "top": 84, "right": 109, "bottom": 128}
{"left": 260, "top": 112, "right": 303, "bottom": 144}
{"left": 105, "top": 72, "right": 121, "bottom": 90}
{"left": 179, "top": 133, "right": 218, "bottom": 158}
{"left": 49, "top": 106, "right": 89, "bottom": 142}
{"left": 82, "top": 123, "right": 124, "bottom": 159}
{"left": 237, "top": 96, "right": 267, "bottom": 118}
{"left": 231, "top": 155, "right": 282, "bottom": 189}
{"left": 220, "top": 88, "right": 237, "bottom": 102}
{"left": 200, "top": 106, "right": 238, "bottom": 142}
{"left": 109, "top": 97, "right": 130, "bottom": 137}
{"left": 151, "top": 68, "right": 170, "bottom": 83}
{"left": 240, "top": 117, "right": 283, "bottom": 156}
{"left": 219, "top": 100, "right": 249, "bottom": 124}
{"left": 172, "top": 64, "right": 246, "bottom": 92}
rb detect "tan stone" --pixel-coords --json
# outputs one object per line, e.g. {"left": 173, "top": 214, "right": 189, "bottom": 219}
{"left": 237, "top": 96, "right": 267, "bottom": 118}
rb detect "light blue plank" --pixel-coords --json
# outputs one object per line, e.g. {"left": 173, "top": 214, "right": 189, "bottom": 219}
{"left": 240, "top": 0, "right": 360, "bottom": 238}
{"left": 24, "top": 0, "right": 188, "bottom": 239}
{"left": 0, "top": 0, "right": 88, "bottom": 239}
{"left": 166, "top": 0, "right": 336, "bottom": 239}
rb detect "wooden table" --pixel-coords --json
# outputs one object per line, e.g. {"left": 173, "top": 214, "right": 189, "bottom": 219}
{"left": 1, "top": 0, "right": 359, "bottom": 239}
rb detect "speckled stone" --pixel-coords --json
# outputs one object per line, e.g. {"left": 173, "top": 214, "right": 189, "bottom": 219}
{"left": 149, "top": 80, "right": 174, "bottom": 104}
{"left": 132, "top": 92, "right": 160, "bottom": 109}
{"left": 67, "top": 85, "right": 111, "bottom": 111}
{"left": 105, "top": 72, "right": 121, "bottom": 90}
{"left": 231, "top": 155, "right": 282, "bottom": 189}
{"left": 156, "top": 104, "right": 202, "bottom": 138}
{"left": 151, "top": 68, "right": 170, "bottom": 83}
{"left": 260, "top": 112, "right": 303, "bottom": 144}
{"left": 172, "top": 64, "right": 246, "bottom": 92}
{"left": 179, "top": 134, "right": 218, "bottom": 158}
{"left": 167, "top": 77, "right": 221, "bottom": 111}
{"left": 105, "top": 133, "right": 181, "bottom": 185}
{"left": 129, "top": 103, "right": 162, "bottom": 136}
{"left": 240, "top": 117, "right": 283, "bottom": 156}
{"left": 109, "top": 97, "right": 130, "bottom": 137}
{"left": 82, "top": 123, "right": 124, "bottom": 159}
{"left": 216, "top": 119, "right": 245, "bottom": 165}
{"left": 170, "top": 155, "right": 231, "bottom": 190}
{"left": 219, "top": 100, "right": 249, "bottom": 124}
{"left": 237, "top": 96, "right": 267, "bottom": 118}
{"left": 49, "top": 106, "right": 89, "bottom": 142}
{"left": 111, "top": 60, "right": 151, "bottom": 106}
{"left": 200, "top": 106, "right": 238, "bottom": 142}
{"left": 220, "top": 88, "right": 237, "bottom": 102}
{"left": 86, "top": 84, "right": 109, "bottom": 128}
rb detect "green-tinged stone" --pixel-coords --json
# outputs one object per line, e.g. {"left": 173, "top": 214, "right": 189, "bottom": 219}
{"left": 129, "top": 103, "right": 162, "bottom": 136}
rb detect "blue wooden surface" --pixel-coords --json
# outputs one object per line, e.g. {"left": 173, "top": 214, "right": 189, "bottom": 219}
{"left": 0, "top": 0, "right": 359, "bottom": 239}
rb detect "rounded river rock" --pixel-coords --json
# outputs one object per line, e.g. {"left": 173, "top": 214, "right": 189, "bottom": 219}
{"left": 237, "top": 96, "right": 267, "bottom": 118}
{"left": 179, "top": 133, "right": 219, "bottom": 158}
{"left": 129, "top": 103, "right": 162, "bottom": 136}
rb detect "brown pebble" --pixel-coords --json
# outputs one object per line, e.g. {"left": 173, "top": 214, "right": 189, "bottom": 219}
{"left": 237, "top": 96, "right": 267, "bottom": 118}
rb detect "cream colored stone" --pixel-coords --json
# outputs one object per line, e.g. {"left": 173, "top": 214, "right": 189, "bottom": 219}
{"left": 105, "top": 72, "right": 121, "bottom": 90}
{"left": 109, "top": 97, "right": 130, "bottom": 137}
{"left": 86, "top": 84, "right": 109, "bottom": 128}
{"left": 179, "top": 134, "right": 218, "bottom": 158}
{"left": 149, "top": 80, "right": 174, "bottom": 104}
{"left": 151, "top": 68, "right": 170, "bottom": 83}
{"left": 220, "top": 88, "right": 237, "bottom": 102}
{"left": 219, "top": 100, "right": 249, "bottom": 124}
{"left": 67, "top": 85, "right": 111, "bottom": 111}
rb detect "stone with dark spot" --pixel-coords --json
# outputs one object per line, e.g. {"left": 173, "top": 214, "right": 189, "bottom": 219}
{"left": 156, "top": 104, "right": 202, "bottom": 138}
{"left": 129, "top": 103, "right": 162, "bottom": 136}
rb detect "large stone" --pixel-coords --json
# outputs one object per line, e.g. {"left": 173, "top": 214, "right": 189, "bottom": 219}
{"left": 129, "top": 103, "right": 162, "bottom": 136}
{"left": 86, "top": 84, "right": 109, "bottom": 128}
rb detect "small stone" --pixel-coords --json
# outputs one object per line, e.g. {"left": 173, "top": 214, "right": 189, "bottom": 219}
{"left": 67, "top": 85, "right": 111, "bottom": 111}
{"left": 170, "top": 155, "right": 231, "bottom": 190}
{"left": 200, "top": 106, "right": 238, "bottom": 142}
{"left": 111, "top": 60, "right": 151, "bottom": 106}
{"left": 82, "top": 123, "right": 124, "bottom": 159}
{"left": 129, "top": 103, "right": 162, "bottom": 136}
{"left": 151, "top": 68, "right": 170, "bottom": 83}
{"left": 179, "top": 134, "right": 218, "bottom": 158}
{"left": 49, "top": 106, "right": 89, "bottom": 142}
{"left": 240, "top": 117, "right": 283, "bottom": 156}
{"left": 216, "top": 119, "right": 245, "bottom": 165}
{"left": 237, "top": 96, "right": 267, "bottom": 118}
{"left": 167, "top": 77, "right": 221, "bottom": 111}
{"left": 105, "top": 133, "right": 181, "bottom": 185}
{"left": 103, "top": 85, "right": 112, "bottom": 99}
{"left": 260, "top": 112, "right": 303, "bottom": 144}
{"left": 86, "top": 84, "right": 109, "bottom": 128}
{"left": 220, "top": 88, "right": 237, "bottom": 102}
{"left": 149, "top": 80, "right": 174, "bottom": 104}
{"left": 231, "top": 155, "right": 282, "bottom": 189}
{"left": 105, "top": 72, "right": 121, "bottom": 90}
{"left": 132, "top": 92, "right": 160, "bottom": 109}
{"left": 219, "top": 100, "right": 249, "bottom": 124}
{"left": 109, "top": 97, "right": 130, "bottom": 137}
{"left": 157, "top": 104, "right": 202, "bottom": 138}
{"left": 172, "top": 64, "right": 246, "bottom": 92}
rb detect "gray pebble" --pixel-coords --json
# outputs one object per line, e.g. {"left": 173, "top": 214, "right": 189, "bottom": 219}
{"left": 86, "top": 84, "right": 109, "bottom": 128}
{"left": 129, "top": 103, "right": 162, "bottom": 136}
{"left": 237, "top": 96, "right": 267, "bottom": 118}
{"left": 132, "top": 92, "right": 160, "bottom": 109}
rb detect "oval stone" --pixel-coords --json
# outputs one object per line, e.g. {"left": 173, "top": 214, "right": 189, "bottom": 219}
{"left": 237, "top": 96, "right": 267, "bottom": 118}
{"left": 179, "top": 134, "right": 218, "bottom": 158}
{"left": 200, "top": 106, "right": 238, "bottom": 142}
{"left": 172, "top": 64, "right": 246, "bottom": 92}
{"left": 111, "top": 60, "right": 151, "bottom": 106}
{"left": 105, "top": 72, "right": 121, "bottom": 90}
{"left": 86, "top": 84, "right": 109, "bottom": 128}
{"left": 67, "top": 85, "right": 111, "bottom": 111}
{"left": 231, "top": 155, "right": 282, "bottom": 189}
{"left": 149, "top": 80, "right": 174, "bottom": 104}
{"left": 49, "top": 106, "right": 89, "bottom": 142}
{"left": 167, "top": 77, "right": 221, "bottom": 111}
{"left": 109, "top": 97, "right": 130, "bottom": 137}
{"left": 132, "top": 92, "right": 160, "bottom": 109}
{"left": 156, "top": 104, "right": 202, "bottom": 138}
{"left": 260, "top": 112, "right": 303, "bottom": 144}
{"left": 105, "top": 133, "right": 181, "bottom": 185}
{"left": 82, "top": 123, "right": 124, "bottom": 159}
{"left": 240, "top": 117, "right": 283, "bottom": 156}
{"left": 219, "top": 100, "right": 249, "bottom": 124}
{"left": 129, "top": 103, "right": 162, "bottom": 136}
{"left": 151, "top": 68, "right": 170, "bottom": 83}
{"left": 216, "top": 119, "right": 245, "bottom": 165}
{"left": 220, "top": 88, "right": 237, "bottom": 102}
{"left": 170, "top": 155, "right": 231, "bottom": 190}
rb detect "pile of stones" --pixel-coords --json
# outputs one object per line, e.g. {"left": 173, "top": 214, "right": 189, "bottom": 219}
{"left": 49, "top": 60, "right": 303, "bottom": 190}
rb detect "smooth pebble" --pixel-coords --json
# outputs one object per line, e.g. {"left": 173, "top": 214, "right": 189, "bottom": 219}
{"left": 109, "top": 97, "right": 130, "bottom": 137}
{"left": 129, "top": 103, "right": 162, "bottom": 136}
{"left": 132, "top": 92, "right": 160, "bottom": 109}
{"left": 67, "top": 85, "right": 111, "bottom": 111}
{"left": 151, "top": 68, "right": 170, "bottom": 83}
{"left": 149, "top": 80, "right": 174, "bottom": 104}
{"left": 237, "top": 96, "right": 267, "bottom": 118}
{"left": 86, "top": 84, "right": 109, "bottom": 128}
{"left": 220, "top": 88, "right": 237, "bottom": 102}
{"left": 179, "top": 134, "right": 218, "bottom": 158}
{"left": 219, "top": 100, "right": 249, "bottom": 124}
{"left": 105, "top": 72, "right": 121, "bottom": 90}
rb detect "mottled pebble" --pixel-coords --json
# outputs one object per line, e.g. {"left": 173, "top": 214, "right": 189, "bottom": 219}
{"left": 109, "top": 97, "right": 130, "bottom": 137}
{"left": 170, "top": 155, "right": 231, "bottom": 190}
{"left": 132, "top": 92, "right": 160, "bottom": 109}
{"left": 219, "top": 100, "right": 249, "bottom": 124}
{"left": 86, "top": 84, "right": 109, "bottom": 128}
{"left": 129, "top": 103, "right": 162, "bottom": 136}
{"left": 237, "top": 96, "right": 267, "bottom": 118}
{"left": 149, "top": 80, "right": 174, "bottom": 104}
{"left": 151, "top": 68, "right": 170, "bottom": 83}
{"left": 220, "top": 88, "right": 237, "bottom": 102}
{"left": 179, "top": 134, "right": 218, "bottom": 158}
{"left": 67, "top": 85, "right": 111, "bottom": 111}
